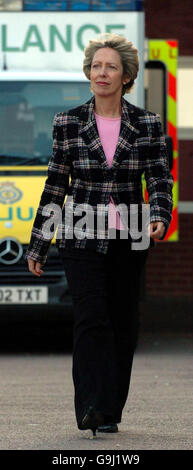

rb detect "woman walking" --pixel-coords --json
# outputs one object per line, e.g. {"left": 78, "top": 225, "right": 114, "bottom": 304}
{"left": 26, "top": 33, "right": 173, "bottom": 437}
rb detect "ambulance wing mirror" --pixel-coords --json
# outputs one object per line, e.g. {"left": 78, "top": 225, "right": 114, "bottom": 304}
{"left": 145, "top": 60, "right": 167, "bottom": 133}
{"left": 145, "top": 60, "right": 173, "bottom": 170}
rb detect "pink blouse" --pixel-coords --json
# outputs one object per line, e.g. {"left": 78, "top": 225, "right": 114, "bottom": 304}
{"left": 95, "top": 112, "right": 125, "bottom": 230}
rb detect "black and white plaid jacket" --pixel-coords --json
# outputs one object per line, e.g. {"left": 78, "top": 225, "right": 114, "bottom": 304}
{"left": 25, "top": 95, "right": 173, "bottom": 264}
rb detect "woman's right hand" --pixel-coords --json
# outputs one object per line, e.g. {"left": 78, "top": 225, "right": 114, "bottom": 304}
{"left": 27, "top": 258, "right": 44, "bottom": 277}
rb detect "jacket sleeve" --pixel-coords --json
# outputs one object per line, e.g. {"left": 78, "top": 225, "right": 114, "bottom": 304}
{"left": 144, "top": 114, "right": 174, "bottom": 240}
{"left": 24, "top": 113, "right": 71, "bottom": 265}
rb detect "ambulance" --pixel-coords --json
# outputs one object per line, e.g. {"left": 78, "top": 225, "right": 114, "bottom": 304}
{"left": 0, "top": 70, "right": 92, "bottom": 308}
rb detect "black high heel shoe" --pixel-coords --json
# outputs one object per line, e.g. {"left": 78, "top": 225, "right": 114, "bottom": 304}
{"left": 97, "top": 423, "right": 118, "bottom": 433}
{"left": 79, "top": 406, "right": 104, "bottom": 437}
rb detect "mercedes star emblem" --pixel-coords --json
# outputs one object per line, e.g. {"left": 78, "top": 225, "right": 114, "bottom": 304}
{"left": 0, "top": 237, "right": 23, "bottom": 265}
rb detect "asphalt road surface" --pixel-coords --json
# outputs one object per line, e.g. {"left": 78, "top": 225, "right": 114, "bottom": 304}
{"left": 0, "top": 332, "right": 192, "bottom": 451}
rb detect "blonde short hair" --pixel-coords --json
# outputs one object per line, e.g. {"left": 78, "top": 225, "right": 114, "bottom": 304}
{"left": 83, "top": 33, "right": 139, "bottom": 95}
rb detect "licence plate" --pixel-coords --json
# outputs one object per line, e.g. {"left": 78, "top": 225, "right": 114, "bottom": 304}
{"left": 0, "top": 286, "right": 48, "bottom": 304}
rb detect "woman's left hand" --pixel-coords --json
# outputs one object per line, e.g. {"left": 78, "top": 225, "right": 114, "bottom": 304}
{"left": 148, "top": 221, "right": 166, "bottom": 240}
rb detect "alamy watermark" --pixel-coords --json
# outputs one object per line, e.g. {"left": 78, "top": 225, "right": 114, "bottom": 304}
{"left": 41, "top": 197, "right": 151, "bottom": 250}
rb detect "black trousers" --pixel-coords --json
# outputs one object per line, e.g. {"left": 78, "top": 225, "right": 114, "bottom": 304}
{"left": 59, "top": 232, "right": 149, "bottom": 428}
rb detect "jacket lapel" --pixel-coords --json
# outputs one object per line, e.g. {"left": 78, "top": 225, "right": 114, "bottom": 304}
{"left": 79, "top": 96, "right": 140, "bottom": 169}
{"left": 79, "top": 98, "right": 108, "bottom": 169}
